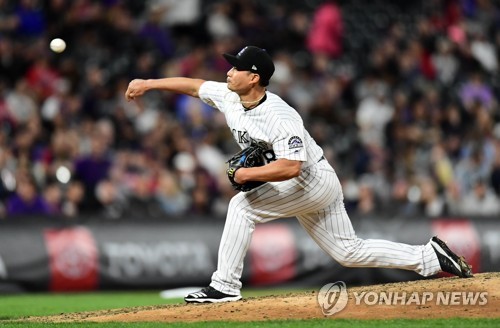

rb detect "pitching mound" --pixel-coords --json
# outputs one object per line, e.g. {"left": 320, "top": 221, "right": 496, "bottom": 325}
{"left": 27, "top": 272, "right": 500, "bottom": 323}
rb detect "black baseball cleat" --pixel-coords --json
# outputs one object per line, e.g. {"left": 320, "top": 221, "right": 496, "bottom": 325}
{"left": 184, "top": 286, "right": 242, "bottom": 303}
{"left": 430, "top": 236, "right": 473, "bottom": 278}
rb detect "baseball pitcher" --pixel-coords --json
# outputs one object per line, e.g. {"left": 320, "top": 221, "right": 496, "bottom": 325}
{"left": 125, "top": 46, "right": 472, "bottom": 303}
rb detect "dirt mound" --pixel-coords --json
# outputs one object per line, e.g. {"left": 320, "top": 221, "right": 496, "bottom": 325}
{"left": 25, "top": 272, "right": 500, "bottom": 323}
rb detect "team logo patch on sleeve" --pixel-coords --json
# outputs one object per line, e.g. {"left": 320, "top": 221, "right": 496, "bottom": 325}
{"left": 288, "top": 136, "right": 303, "bottom": 149}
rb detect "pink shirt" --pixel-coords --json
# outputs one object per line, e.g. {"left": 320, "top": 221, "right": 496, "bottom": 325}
{"left": 307, "top": 3, "right": 344, "bottom": 58}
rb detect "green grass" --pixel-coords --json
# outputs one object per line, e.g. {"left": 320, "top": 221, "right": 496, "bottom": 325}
{"left": 0, "top": 290, "right": 498, "bottom": 327}
{"left": 0, "top": 291, "right": 175, "bottom": 319}
{"left": 0, "top": 288, "right": 308, "bottom": 320}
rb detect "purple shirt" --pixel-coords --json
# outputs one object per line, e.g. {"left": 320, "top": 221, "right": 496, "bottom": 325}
{"left": 7, "top": 194, "right": 51, "bottom": 216}
{"left": 460, "top": 83, "right": 494, "bottom": 109}
{"left": 74, "top": 156, "right": 111, "bottom": 188}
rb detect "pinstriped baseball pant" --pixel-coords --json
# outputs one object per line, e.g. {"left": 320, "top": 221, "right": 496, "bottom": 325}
{"left": 210, "top": 160, "right": 441, "bottom": 296}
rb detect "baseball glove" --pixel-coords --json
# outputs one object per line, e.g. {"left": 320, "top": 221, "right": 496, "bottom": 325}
{"left": 226, "top": 141, "right": 267, "bottom": 192}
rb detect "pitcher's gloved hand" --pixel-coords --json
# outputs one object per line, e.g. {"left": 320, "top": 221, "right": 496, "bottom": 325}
{"left": 226, "top": 141, "right": 268, "bottom": 192}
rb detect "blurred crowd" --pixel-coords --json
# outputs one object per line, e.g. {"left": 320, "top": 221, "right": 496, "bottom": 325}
{"left": 0, "top": 0, "right": 499, "bottom": 220}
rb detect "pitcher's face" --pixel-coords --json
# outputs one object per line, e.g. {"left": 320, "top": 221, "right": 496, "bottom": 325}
{"left": 226, "top": 67, "right": 259, "bottom": 94}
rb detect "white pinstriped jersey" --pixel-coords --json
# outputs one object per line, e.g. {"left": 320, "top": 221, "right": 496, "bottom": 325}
{"left": 198, "top": 81, "right": 441, "bottom": 297}
{"left": 199, "top": 81, "right": 324, "bottom": 168}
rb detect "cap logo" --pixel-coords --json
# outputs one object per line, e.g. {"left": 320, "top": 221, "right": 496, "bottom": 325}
{"left": 237, "top": 47, "right": 248, "bottom": 56}
{"left": 252, "top": 65, "right": 257, "bottom": 70}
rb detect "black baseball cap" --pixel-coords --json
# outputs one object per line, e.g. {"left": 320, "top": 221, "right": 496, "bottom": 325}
{"left": 223, "top": 46, "right": 275, "bottom": 85}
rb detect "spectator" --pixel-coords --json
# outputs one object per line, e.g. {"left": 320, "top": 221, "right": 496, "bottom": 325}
{"left": 307, "top": 0, "right": 344, "bottom": 68}
{"left": 147, "top": 0, "right": 202, "bottom": 43}
{"left": 0, "top": 1, "right": 497, "bottom": 221}
{"left": 454, "top": 145, "right": 491, "bottom": 195}
{"left": 137, "top": 6, "right": 175, "bottom": 60}
{"left": 6, "top": 174, "right": 51, "bottom": 216}
{"left": 459, "top": 72, "right": 495, "bottom": 112}
{"left": 95, "top": 178, "right": 127, "bottom": 219}
{"left": 0, "top": 37, "right": 26, "bottom": 88}
{"left": 13, "top": 0, "right": 46, "bottom": 40}
{"left": 0, "top": 1, "right": 17, "bottom": 35}
{"left": 458, "top": 178, "right": 500, "bottom": 216}
{"left": 73, "top": 130, "right": 112, "bottom": 209}
{"left": 25, "top": 56, "right": 60, "bottom": 102}
{"left": 155, "top": 169, "right": 189, "bottom": 215}
{"left": 61, "top": 180, "right": 85, "bottom": 218}
{"left": 430, "top": 143, "right": 454, "bottom": 189}
{"left": 42, "top": 181, "right": 61, "bottom": 215}
{"left": 356, "top": 87, "right": 394, "bottom": 148}
{"left": 5, "top": 79, "right": 38, "bottom": 125}
{"left": 206, "top": 2, "right": 237, "bottom": 40}
{"left": 418, "top": 176, "right": 446, "bottom": 217}
{"left": 40, "top": 78, "right": 71, "bottom": 124}
{"left": 431, "top": 38, "right": 459, "bottom": 86}
{"left": 124, "top": 171, "right": 164, "bottom": 219}
{"left": 354, "top": 180, "right": 378, "bottom": 216}
{"left": 470, "top": 31, "right": 498, "bottom": 74}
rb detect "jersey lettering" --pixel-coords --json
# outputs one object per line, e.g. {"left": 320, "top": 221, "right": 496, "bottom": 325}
{"left": 232, "top": 129, "right": 250, "bottom": 144}
{"left": 238, "top": 131, "right": 250, "bottom": 143}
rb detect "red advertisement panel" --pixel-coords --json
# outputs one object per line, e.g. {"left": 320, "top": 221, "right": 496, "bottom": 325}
{"left": 249, "top": 224, "right": 296, "bottom": 285}
{"left": 44, "top": 227, "right": 99, "bottom": 291}
{"left": 432, "top": 219, "right": 481, "bottom": 275}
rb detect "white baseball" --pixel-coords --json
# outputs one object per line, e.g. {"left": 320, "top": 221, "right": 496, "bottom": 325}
{"left": 50, "top": 38, "right": 66, "bottom": 53}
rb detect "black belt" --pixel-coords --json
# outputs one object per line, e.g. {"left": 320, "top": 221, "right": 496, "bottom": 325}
{"left": 318, "top": 156, "right": 326, "bottom": 163}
